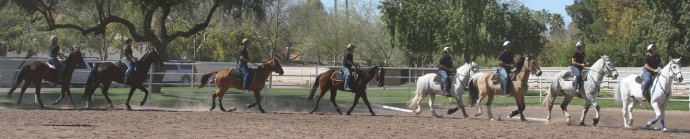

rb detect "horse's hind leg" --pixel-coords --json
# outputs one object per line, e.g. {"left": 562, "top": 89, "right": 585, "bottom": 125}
{"left": 218, "top": 89, "right": 236, "bottom": 112}
{"left": 328, "top": 89, "right": 342, "bottom": 115}
{"left": 429, "top": 94, "right": 441, "bottom": 118}
{"left": 16, "top": 81, "right": 31, "bottom": 106}
{"left": 210, "top": 92, "right": 218, "bottom": 111}
{"left": 309, "top": 87, "right": 328, "bottom": 114}
{"left": 486, "top": 94, "right": 496, "bottom": 121}
{"left": 346, "top": 94, "right": 361, "bottom": 115}
{"left": 474, "top": 92, "right": 486, "bottom": 117}
{"left": 124, "top": 86, "right": 137, "bottom": 111}
{"left": 561, "top": 95, "right": 574, "bottom": 125}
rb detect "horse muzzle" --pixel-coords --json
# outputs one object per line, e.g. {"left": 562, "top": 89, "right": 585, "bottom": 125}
{"left": 535, "top": 71, "right": 543, "bottom": 76}
{"left": 676, "top": 77, "right": 684, "bottom": 83}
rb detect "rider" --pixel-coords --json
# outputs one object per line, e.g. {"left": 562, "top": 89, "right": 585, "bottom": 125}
{"left": 498, "top": 41, "right": 515, "bottom": 97}
{"left": 123, "top": 38, "right": 138, "bottom": 83}
{"left": 48, "top": 35, "right": 66, "bottom": 82}
{"left": 572, "top": 41, "right": 587, "bottom": 92}
{"left": 237, "top": 38, "right": 252, "bottom": 91}
{"left": 642, "top": 44, "right": 661, "bottom": 103}
{"left": 343, "top": 44, "right": 360, "bottom": 91}
{"left": 438, "top": 47, "right": 455, "bottom": 97}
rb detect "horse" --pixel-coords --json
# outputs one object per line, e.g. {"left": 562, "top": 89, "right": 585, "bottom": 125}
{"left": 8, "top": 49, "right": 85, "bottom": 108}
{"left": 543, "top": 56, "right": 619, "bottom": 126}
{"left": 306, "top": 66, "right": 386, "bottom": 116}
{"left": 407, "top": 62, "right": 479, "bottom": 118}
{"left": 198, "top": 58, "right": 284, "bottom": 113}
{"left": 82, "top": 51, "right": 164, "bottom": 110}
{"left": 615, "top": 58, "right": 683, "bottom": 131}
{"left": 468, "top": 55, "right": 542, "bottom": 121}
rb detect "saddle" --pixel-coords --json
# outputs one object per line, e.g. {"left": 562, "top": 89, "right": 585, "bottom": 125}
{"left": 227, "top": 68, "right": 256, "bottom": 82}
{"left": 115, "top": 61, "right": 129, "bottom": 74}
{"left": 490, "top": 70, "right": 515, "bottom": 84}
{"left": 562, "top": 70, "right": 589, "bottom": 81}
{"left": 331, "top": 70, "right": 358, "bottom": 82}
{"left": 635, "top": 74, "right": 644, "bottom": 84}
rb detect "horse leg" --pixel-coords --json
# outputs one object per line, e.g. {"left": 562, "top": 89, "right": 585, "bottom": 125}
{"left": 308, "top": 88, "right": 328, "bottom": 114}
{"left": 660, "top": 102, "right": 669, "bottom": 132}
{"left": 592, "top": 101, "right": 601, "bottom": 126}
{"left": 474, "top": 91, "right": 486, "bottom": 117}
{"left": 579, "top": 100, "right": 592, "bottom": 126}
{"left": 621, "top": 95, "right": 631, "bottom": 128}
{"left": 509, "top": 94, "right": 527, "bottom": 122}
{"left": 124, "top": 86, "right": 137, "bottom": 111}
{"left": 561, "top": 95, "right": 574, "bottom": 125}
{"left": 627, "top": 100, "right": 639, "bottom": 128}
{"left": 34, "top": 83, "right": 45, "bottom": 109}
{"left": 136, "top": 85, "right": 150, "bottom": 106}
{"left": 52, "top": 87, "right": 66, "bottom": 106}
{"left": 16, "top": 81, "right": 31, "bottom": 106}
{"left": 250, "top": 90, "right": 266, "bottom": 113}
{"left": 101, "top": 82, "right": 114, "bottom": 109}
{"left": 210, "top": 92, "right": 218, "bottom": 111}
{"left": 218, "top": 91, "right": 227, "bottom": 112}
{"left": 346, "top": 94, "right": 361, "bottom": 115}
{"left": 66, "top": 86, "right": 76, "bottom": 107}
{"left": 429, "top": 94, "right": 441, "bottom": 118}
{"left": 329, "top": 88, "right": 342, "bottom": 115}
{"left": 360, "top": 92, "right": 375, "bottom": 116}
{"left": 449, "top": 93, "right": 469, "bottom": 118}
{"left": 414, "top": 93, "right": 426, "bottom": 115}
{"left": 647, "top": 102, "right": 662, "bottom": 129}
{"left": 486, "top": 94, "right": 496, "bottom": 121}
{"left": 546, "top": 89, "right": 559, "bottom": 124}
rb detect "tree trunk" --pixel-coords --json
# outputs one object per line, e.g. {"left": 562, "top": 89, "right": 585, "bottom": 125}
{"left": 150, "top": 42, "right": 170, "bottom": 93}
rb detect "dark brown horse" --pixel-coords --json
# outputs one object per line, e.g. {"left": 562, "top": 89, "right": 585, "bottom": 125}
{"left": 8, "top": 50, "right": 85, "bottom": 108}
{"left": 306, "top": 66, "right": 386, "bottom": 116}
{"left": 82, "top": 51, "right": 163, "bottom": 110}
{"left": 198, "top": 58, "right": 285, "bottom": 113}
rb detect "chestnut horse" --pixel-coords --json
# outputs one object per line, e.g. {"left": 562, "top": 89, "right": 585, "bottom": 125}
{"left": 306, "top": 66, "right": 386, "bottom": 116}
{"left": 8, "top": 50, "right": 85, "bottom": 108}
{"left": 468, "top": 55, "right": 542, "bottom": 121}
{"left": 82, "top": 51, "right": 163, "bottom": 110}
{"left": 198, "top": 58, "right": 284, "bottom": 113}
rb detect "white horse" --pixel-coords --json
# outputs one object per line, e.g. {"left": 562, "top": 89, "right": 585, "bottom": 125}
{"left": 407, "top": 62, "right": 479, "bottom": 118}
{"left": 543, "top": 56, "right": 619, "bottom": 126}
{"left": 615, "top": 58, "right": 683, "bottom": 131}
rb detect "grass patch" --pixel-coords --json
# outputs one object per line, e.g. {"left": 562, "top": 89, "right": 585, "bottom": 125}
{"left": 3, "top": 87, "right": 688, "bottom": 111}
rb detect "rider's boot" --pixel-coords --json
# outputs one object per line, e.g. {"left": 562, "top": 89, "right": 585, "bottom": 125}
{"left": 643, "top": 89, "right": 651, "bottom": 103}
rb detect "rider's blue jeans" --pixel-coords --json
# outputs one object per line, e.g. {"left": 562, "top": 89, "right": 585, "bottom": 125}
{"left": 641, "top": 69, "right": 655, "bottom": 92}
{"left": 438, "top": 70, "right": 451, "bottom": 92}
{"left": 342, "top": 67, "right": 352, "bottom": 89}
{"left": 48, "top": 57, "right": 64, "bottom": 81}
{"left": 124, "top": 59, "right": 135, "bottom": 79}
{"left": 571, "top": 66, "right": 583, "bottom": 88}
{"left": 240, "top": 63, "right": 251, "bottom": 90}
{"left": 498, "top": 66, "right": 511, "bottom": 95}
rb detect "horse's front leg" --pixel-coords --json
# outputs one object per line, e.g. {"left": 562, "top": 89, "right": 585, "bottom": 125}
{"left": 429, "top": 94, "right": 441, "bottom": 118}
{"left": 329, "top": 89, "right": 342, "bottom": 115}
{"left": 449, "top": 90, "right": 469, "bottom": 118}
{"left": 125, "top": 86, "right": 137, "bottom": 111}
{"left": 360, "top": 91, "right": 375, "bottom": 116}
{"left": 52, "top": 86, "right": 66, "bottom": 106}
{"left": 136, "top": 84, "right": 150, "bottom": 106}
{"left": 579, "top": 101, "right": 592, "bottom": 126}
{"left": 253, "top": 90, "right": 265, "bottom": 113}
{"left": 346, "top": 93, "right": 361, "bottom": 115}
{"left": 647, "top": 102, "right": 662, "bottom": 130}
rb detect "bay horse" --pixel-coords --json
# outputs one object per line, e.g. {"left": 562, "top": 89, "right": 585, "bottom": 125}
{"left": 82, "top": 51, "right": 163, "bottom": 110}
{"left": 543, "top": 56, "right": 619, "bottom": 126}
{"left": 615, "top": 58, "right": 682, "bottom": 131}
{"left": 468, "top": 55, "right": 542, "bottom": 121}
{"left": 306, "top": 66, "right": 386, "bottom": 116}
{"left": 8, "top": 49, "right": 85, "bottom": 108}
{"left": 198, "top": 58, "right": 284, "bottom": 113}
{"left": 407, "top": 62, "right": 478, "bottom": 118}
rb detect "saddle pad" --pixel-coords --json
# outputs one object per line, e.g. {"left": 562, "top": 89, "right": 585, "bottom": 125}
{"left": 330, "top": 70, "right": 358, "bottom": 82}
{"left": 227, "top": 68, "right": 256, "bottom": 81}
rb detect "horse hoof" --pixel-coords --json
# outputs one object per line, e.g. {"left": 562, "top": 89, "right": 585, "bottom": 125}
{"left": 463, "top": 115, "right": 469, "bottom": 119}
{"left": 662, "top": 128, "right": 670, "bottom": 132}
{"left": 579, "top": 122, "right": 586, "bottom": 126}
{"left": 593, "top": 118, "right": 600, "bottom": 126}
{"left": 371, "top": 113, "right": 376, "bottom": 116}
{"left": 447, "top": 108, "right": 459, "bottom": 115}
{"left": 227, "top": 107, "right": 237, "bottom": 112}
{"left": 474, "top": 113, "right": 482, "bottom": 117}
{"left": 126, "top": 107, "right": 133, "bottom": 111}
{"left": 490, "top": 118, "right": 497, "bottom": 121}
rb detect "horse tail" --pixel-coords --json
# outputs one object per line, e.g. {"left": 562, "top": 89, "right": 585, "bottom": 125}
{"left": 614, "top": 80, "right": 623, "bottom": 104}
{"left": 82, "top": 66, "right": 99, "bottom": 100}
{"left": 406, "top": 86, "right": 421, "bottom": 110}
{"left": 198, "top": 70, "right": 221, "bottom": 88}
{"left": 468, "top": 76, "right": 479, "bottom": 106}
{"left": 307, "top": 73, "right": 323, "bottom": 102}
{"left": 8, "top": 65, "right": 30, "bottom": 98}
{"left": 542, "top": 77, "right": 559, "bottom": 106}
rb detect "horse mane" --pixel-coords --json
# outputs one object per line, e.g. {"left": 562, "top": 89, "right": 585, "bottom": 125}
{"left": 357, "top": 66, "right": 380, "bottom": 84}
{"left": 514, "top": 56, "right": 526, "bottom": 72}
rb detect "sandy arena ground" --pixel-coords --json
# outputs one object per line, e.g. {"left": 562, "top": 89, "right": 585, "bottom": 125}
{"left": 0, "top": 101, "right": 689, "bottom": 139}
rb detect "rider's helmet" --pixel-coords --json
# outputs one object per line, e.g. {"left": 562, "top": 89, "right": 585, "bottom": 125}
{"left": 647, "top": 44, "right": 656, "bottom": 51}
{"left": 50, "top": 35, "right": 59, "bottom": 43}
{"left": 347, "top": 44, "right": 356, "bottom": 49}
{"left": 443, "top": 47, "right": 452, "bottom": 52}
{"left": 503, "top": 41, "right": 512, "bottom": 48}
{"left": 242, "top": 39, "right": 250, "bottom": 45}
{"left": 576, "top": 41, "right": 585, "bottom": 48}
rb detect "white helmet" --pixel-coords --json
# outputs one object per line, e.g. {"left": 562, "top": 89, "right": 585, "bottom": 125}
{"left": 443, "top": 47, "right": 452, "bottom": 52}
{"left": 503, "top": 41, "right": 512, "bottom": 47}
{"left": 347, "top": 44, "right": 356, "bottom": 49}
{"left": 50, "top": 35, "right": 59, "bottom": 43}
{"left": 576, "top": 41, "right": 585, "bottom": 48}
{"left": 647, "top": 44, "right": 656, "bottom": 51}
{"left": 242, "top": 39, "right": 250, "bottom": 45}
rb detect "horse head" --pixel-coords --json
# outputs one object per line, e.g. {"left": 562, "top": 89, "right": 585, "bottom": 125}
{"left": 458, "top": 61, "right": 479, "bottom": 77}
{"left": 65, "top": 49, "right": 85, "bottom": 67}
{"left": 598, "top": 55, "right": 619, "bottom": 80}
{"left": 523, "top": 54, "right": 542, "bottom": 76}
{"left": 668, "top": 58, "right": 683, "bottom": 83}
{"left": 265, "top": 57, "right": 284, "bottom": 75}
{"left": 141, "top": 50, "right": 164, "bottom": 67}
{"left": 374, "top": 66, "right": 386, "bottom": 87}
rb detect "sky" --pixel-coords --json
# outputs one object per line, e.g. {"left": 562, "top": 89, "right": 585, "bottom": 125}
{"left": 320, "top": 0, "right": 574, "bottom": 26}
